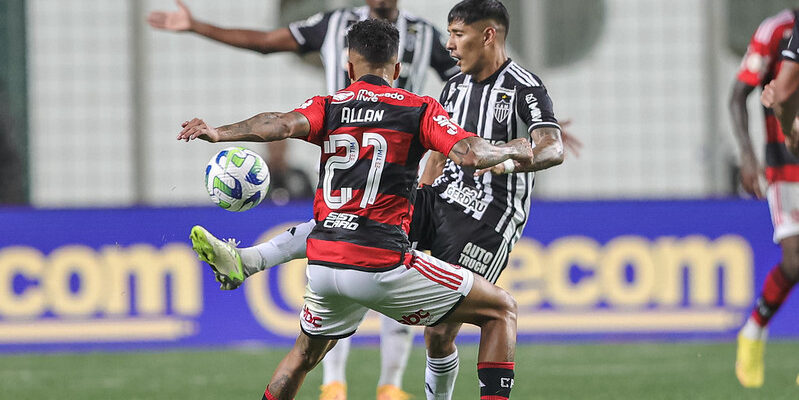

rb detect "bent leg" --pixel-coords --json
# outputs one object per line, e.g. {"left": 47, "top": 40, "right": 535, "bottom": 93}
{"left": 445, "top": 274, "right": 517, "bottom": 362}
{"left": 264, "top": 332, "right": 335, "bottom": 400}
{"left": 239, "top": 219, "right": 315, "bottom": 277}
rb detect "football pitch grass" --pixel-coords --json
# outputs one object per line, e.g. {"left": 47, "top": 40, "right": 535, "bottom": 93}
{"left": 3, "top": 341, "right": 799, "bottom": 399}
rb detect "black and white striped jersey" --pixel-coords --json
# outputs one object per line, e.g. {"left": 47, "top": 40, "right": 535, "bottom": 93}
{"left": 288, "top": 7, "right": 459, "bottom": 94}
{"left": 432, "top": 59, "right": 560, "bottom": 245}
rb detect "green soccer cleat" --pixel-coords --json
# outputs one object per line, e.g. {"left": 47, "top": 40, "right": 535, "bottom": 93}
{"left": 190, "top": 225, "right": 245, "bottom": 290}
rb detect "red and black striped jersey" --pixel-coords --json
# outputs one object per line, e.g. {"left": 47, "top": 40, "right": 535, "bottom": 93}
{"left": 293, "top": 74, "right": 475, "bottom": 271}
{"left": 737, "top": 9, "right": 799, "bottom": 183}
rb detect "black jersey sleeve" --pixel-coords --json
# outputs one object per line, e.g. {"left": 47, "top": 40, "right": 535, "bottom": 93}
{"left": 288, "top": 11, "right": 333, "bottom": 54}
{"left": 516, "top": 85, "right": 560, "bottom": 132}
{"left": 783, "top": 11, "right": 799, "bottom": 62}
{"left": 430, "top": 27, "right": 459, "bottom": 81}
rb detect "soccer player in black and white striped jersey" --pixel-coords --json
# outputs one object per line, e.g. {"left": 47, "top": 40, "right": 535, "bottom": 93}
{"left": 416, "top": 2, "right": 564, "bottom": 398}
{"left": 148, "top": 2, "right": 458, "bottom": 399}
{"left": 148, "top": 0, "right": 458, "bottom": 96}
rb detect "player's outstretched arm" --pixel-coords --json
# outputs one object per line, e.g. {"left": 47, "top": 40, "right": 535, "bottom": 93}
{"left": 147, "top": 0, "right": 300, "bottom": 54}
{"left": 521, "top": 126, "right": 564, "bottom": 172}
{"left": 476, "top": 127, "right": 564, "bottom": 176}
{"left": 177, "top": 112, "right": 310, "bottom": 143}
{"left": 447, "top": 136, "right": 533, "bottom": 169}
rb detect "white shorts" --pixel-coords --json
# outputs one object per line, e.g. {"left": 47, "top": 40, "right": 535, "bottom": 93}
{"left": 299, "top": 250, "right": 475, "bottom": 339}
{"left": 767, "top": 181, "right": 799, "bottom": 243}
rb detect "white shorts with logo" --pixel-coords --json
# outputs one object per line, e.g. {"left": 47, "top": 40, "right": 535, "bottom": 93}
{"left": 299, "top": 250, "right": 475, "bottom": 338}
{"left": 767, "top": 181, "right": 799, "bottom": 243}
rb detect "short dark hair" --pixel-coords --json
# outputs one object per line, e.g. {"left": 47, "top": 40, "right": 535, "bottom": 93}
{"left": 346, "top": 19, "right": 400, "bottom": 65}
{"left": 448, "top": 0, "right": 510, "bottom": 37}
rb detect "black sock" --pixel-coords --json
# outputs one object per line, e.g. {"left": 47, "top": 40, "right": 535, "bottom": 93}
{"left": 477, "top": 362, "right": 515, "bottom": 399}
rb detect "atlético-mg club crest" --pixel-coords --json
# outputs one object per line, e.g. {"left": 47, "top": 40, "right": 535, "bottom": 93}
{"left": 494, "top": 93, "right": 512, "bottom": 123}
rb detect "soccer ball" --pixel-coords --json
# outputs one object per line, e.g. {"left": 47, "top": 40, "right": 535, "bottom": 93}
{"left": 205, "top": 147, "right": 270, "bottom": 211}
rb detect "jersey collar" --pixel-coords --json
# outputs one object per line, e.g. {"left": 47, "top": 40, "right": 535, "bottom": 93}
{"left": 474, "top": 58, "right": 513, "bottom": 85}
{"left": 358, "top": 74, "right": 392, "bottom": 87}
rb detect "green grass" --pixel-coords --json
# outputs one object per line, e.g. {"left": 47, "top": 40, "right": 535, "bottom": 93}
{"left": 2, "top": 341, "right": 798, "bottom": 399}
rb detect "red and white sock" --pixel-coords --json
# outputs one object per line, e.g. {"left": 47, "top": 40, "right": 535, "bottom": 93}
{"left": 750, "top": 264, "right": 796, "bottom": 326}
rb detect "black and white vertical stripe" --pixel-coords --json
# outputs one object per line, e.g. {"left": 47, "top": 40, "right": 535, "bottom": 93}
{"left": 434, "top": 60, "right": 554, "bottom": 278}
{"left": 312, "top": 7, "right": 444, "bottom": 94}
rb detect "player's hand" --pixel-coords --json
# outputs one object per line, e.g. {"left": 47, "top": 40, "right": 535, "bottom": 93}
{"left": 738, "top": 154, "right": 764, "bottom": 199}
{"left": 508, "top": 137, "right": 534, "bottom": 163}
{"left": 178, "top": 118, "right": 219, "bottom": 142}
{"left": 762, "top": 81, "right": 777, "bottom": 109}
{"left": 559, "top": 119, "right": 583, "bottom": 158}
{"left": 474, "top": 161, "right": 512, "bottom": 176}
{"left": 786, "top": 117, "right": 799, "bottom": 156}
{"left": 147, "top": 0, "right": 193, "bottom": 32}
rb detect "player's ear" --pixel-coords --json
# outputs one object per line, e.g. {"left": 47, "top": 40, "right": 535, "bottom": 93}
{"left": 347, "top": 62, "right": 356, "bottom": 81}
{"left": 393, "top": 62, "right": 401, "bottom": 81}
{"left": 484, "top": 26, "right": 496, "bottom": 46}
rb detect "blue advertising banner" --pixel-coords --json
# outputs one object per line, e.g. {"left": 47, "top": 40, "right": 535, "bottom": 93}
{"left": 0, "top": 200, "right": 793, "bottom": 351}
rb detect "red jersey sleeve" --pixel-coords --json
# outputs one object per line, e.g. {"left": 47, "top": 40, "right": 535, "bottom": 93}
{"left": 737, "top": 12, "right": 793, "bottom": 87}
{"left": 292, "top": 96, "right": 327, "bottom": 145}
{"left": 419, "top": 97, "right": 476, "bottom": 156}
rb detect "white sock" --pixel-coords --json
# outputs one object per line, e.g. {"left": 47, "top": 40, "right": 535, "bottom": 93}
{"left": 237, "top": 219, "right": 314, "bottom": 277}
{"left": 322, "top": 336, "right": 351, "bottom": 385}
{"left": 740, "top": 317, "right": 768, "bottom": 341}
{"left": 425, "top": 349, "right": 459, "bottom": 400}
{"left": 378, "top": 314, "right": 414, "bottom": 387}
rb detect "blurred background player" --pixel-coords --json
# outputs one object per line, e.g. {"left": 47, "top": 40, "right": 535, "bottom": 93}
{"left": 178, "top": 19, "right": 532, "bottom": 400}
{"left": 733, "top": 8, "right": 799, "bottom": 389}
{"left": 149, "top": 1, "right": 459, "bottom": 399}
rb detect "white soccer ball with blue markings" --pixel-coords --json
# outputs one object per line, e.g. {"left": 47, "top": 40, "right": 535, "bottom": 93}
{"left": 205, "top": 147, "right": 270, "bottom": 212}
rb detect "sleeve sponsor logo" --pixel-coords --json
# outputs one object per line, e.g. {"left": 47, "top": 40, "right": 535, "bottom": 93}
{"left": 525, "top": 93, "right": 542, "bottom": 123}
{"left": 331, "top": 91, "right": 355, "bottom": 104}
{"left": 297, "top": 99, "right": 314, "bottom": 109}
{"left": 432, "top": 114, "right": 459, "bottom": 135}
{"left": 744, "top": 53, "right": 766, "bottom": 74}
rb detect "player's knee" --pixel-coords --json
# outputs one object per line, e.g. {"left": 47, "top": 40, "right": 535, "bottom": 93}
{"left": 425, "top": 326, "right": 456, "bottom": 349}
{"left": 424, "top": 325, "right": 458, "bottom": 356}
{"left": 780, "top": 261, "right": 799, "bottom": 283}
{"left": 296, "top": 348, "right": 326, "bottom": 371}
{"left": 495, "top": 288, "right": 517, "bottom": 324}
{"left": 294, "top": 336, "right": 333, "bottom": 371}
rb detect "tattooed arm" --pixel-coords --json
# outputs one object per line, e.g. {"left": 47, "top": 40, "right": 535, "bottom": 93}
{"left": 446, "top": 136, "right": 533, "bottom": 169}
{"left": 177, "top": 112, "right": 310, "bottom": 143}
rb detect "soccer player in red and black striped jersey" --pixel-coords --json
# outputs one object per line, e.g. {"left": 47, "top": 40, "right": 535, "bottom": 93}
{"left": 179, "top": 19, "right": 531, "bottom": 400}
{"left": 731, "top": 9, "right": 799, "bottom": 388}
{"left": 150, "top": 4, "right": 460, "bottom": 397}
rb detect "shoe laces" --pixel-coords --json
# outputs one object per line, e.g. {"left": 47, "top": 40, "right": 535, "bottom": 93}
{"left": 225, "top": 238, "right": 240, "bottom": 248}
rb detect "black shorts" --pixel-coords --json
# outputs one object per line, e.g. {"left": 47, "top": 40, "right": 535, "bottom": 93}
{"left": 409, "top": 185, "right": 512, "bottom": 283}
